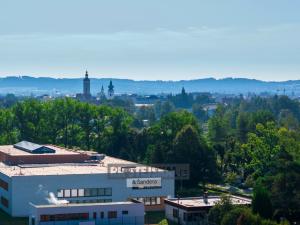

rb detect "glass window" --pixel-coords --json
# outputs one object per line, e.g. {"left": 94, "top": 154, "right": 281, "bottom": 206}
{"left": 145, "top": 197, "right": 151, "bottom": 205}
{"left": 151, "top": 197, "right": 156, "bottom": 205}
{"left": 108, "top": 211, "right": 117, "bottom": 219}
{"left": 98, "top": 188, "right": 105, "bottom": 196}
{"left": 71, "top": 189, "right": 78, "bottom": 197}
{"left": 104, "top": 188, "right": 112, "bottom": 196}
{"left": 64, "top": 189, "right": 70, "bottom": 198}
{"left": 90, "top": 188, "right": 98, "bottom": 197}
{"left": 122, "top": 210, "right": 128, "bottom": 215}
{"left": 84, "top": 189, "right": 91, "bottom": 197}
{"left": 173, "top": 209, "right": 178, "bottom": 218}
{"left": 57, "top": 189, "right": 63, "bottom": 198}
{"left": 156, "top": 197, "right": 161, "bottom": 205}
{"left": 78, "top": 189, "right": 84, "bottom": 197}
{"left": 100, "top": 212, "right": 104, "bottom": 219}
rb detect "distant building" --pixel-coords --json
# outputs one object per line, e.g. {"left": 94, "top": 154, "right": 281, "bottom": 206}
{"left": 76, "top": 71, "right": 92, "bottom": 101}
{"left": 83, "top": 70, "right": 91, "bottom": 100}
{"left": 97, "top": 85, "right": 106, "bottom": 101}
{"left": 165, "top": 195, "right": 251, "bottom": 225}
{"left": 107, "top": 80, "right": 114, "bottom": 99}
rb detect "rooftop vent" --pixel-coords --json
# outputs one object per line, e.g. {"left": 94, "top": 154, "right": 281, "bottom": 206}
{"left": 13, "top": 141, "right": 56, "bottom": 154}
{"left": 89, "top": 153, "right": 105, "bottom": 161}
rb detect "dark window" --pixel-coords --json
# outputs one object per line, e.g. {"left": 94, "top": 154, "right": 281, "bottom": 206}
{"left": 122, "top": 211, "right": 128, "bottom": 215}
{"left": 173, "top": 209, "right": 178, "bottom": 218}
{"left": 100, "top": 212, "right": 104, "bottom": 219}
{"left": 0, "top": 179, "right": 8, "bottom": 191}
{"left": 40, "top": 213, "right": 89, "bottom": 222}
{"left": 93, "top": 212, "right": 97, "bottom": 219}
{"left": 1, "top": 197, "right": 8, "bottom": 208}
{"left": 108, "top": 211, "right": 117, "bottom": 219}
{"left": 104, "top": 188, "right": 112, "bottom": 196}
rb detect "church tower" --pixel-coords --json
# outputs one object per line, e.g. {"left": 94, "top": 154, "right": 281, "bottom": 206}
{"left": 97, "top": 85, "right": 106, "bottom": 100}
{"left": 83, "top": 70, "right": 91, "bottom": 99}
{"left": 107, "top": 80, "right": 114, "bottom": 99}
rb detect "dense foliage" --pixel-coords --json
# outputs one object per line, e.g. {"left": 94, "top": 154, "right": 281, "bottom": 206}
{"left": 0, "top": 93, "right": 299, "bottom": 223}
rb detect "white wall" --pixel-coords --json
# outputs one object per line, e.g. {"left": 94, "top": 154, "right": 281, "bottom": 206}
{"left": 11, "top": 171, "right": 174, "bottom": 217}
{"left": 29, "top": 202, "right": 144, "bottom": 225}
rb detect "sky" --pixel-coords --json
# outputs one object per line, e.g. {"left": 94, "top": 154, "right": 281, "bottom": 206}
{"left": 0, "top": 0, "right": 300, "bottom": 81}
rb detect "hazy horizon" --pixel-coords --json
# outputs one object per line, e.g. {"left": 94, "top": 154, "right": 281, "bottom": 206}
{"left": 1, "top": 0, "right": 300, "bottom": 81}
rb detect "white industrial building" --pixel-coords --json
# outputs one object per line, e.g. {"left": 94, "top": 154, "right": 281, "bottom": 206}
{"left": 0, "top": 141, "right": 174, "bottom": 217}
{"left": 29, "top": 200, "right": 144, "bottom": 225}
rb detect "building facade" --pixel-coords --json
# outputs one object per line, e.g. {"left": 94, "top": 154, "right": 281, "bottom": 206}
{"left": 29, "top": 200, "right": 144, "bottom": 225}
{"left": 0, "top": 141, "right": 175, "bottom": 217}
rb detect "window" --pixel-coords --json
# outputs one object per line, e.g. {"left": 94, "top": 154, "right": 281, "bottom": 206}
{"left": 57, "top": 189, "right": 63, "bottom": 198}
{"left": 173, "top": 209, "right": 178, "bottom": 218}
{"left": 0, "top": 179, "right": 8, "bottom": 191}
{"left": 144, "top": 197, "right": 151, "bottom": 206}
{"left": 151, "top": 197, "right": 156, "bottom": 205}
{"left": 100, "top": 212, "right": 104, "bottom": 219}
{"left": 40, "top": 213, "right": 89, "bottom": 222}
{"left": 84, "top": 189, "right": 91, "bottom": 197}
{"left": 57, "top": 188, "right": 112, "bottom": 198}
{"left": 78, "top": 189, "right": 84, "bottom": 197}
{"left": 71, "top": 189, "right": 78, "bottom": 197}
{"left": 98, "top": 188, "right": 105, "bottom": 196}
{"left": 1, "top": 197, "right": 8, "bottom": 208}
{"left": 104, "top": 188, "right": 112, "bottom": 196}
{"left": 108, "top": 211, "right": 117, "bottom": 219}
{"left": 64, "top": 189, "right": 70, "bottom": 198}
{"left": 93, "top": 212, "right": 97, "bottom": 219}
{"left": 133, "top": 197, "right": 161, "bottom": 206}
{"left": 157, "top": 197, "right": 161, "bottom": 205}
{"left": 122, "top": 210, "right": 128, "bottom": 215}
{"left": 90, "top": 188, "right": 98, "bottom": 197}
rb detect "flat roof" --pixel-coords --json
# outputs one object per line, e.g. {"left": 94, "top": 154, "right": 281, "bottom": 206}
{"left": 31, "top": 201, "right": 137, "bottom": 209}
{"left": 165, "top": 195, "right": 251, "bottom": 209}
{"left": 0, "top": 155, "right": 165, "bottom": 177}
{"left": 0, "top": 145, "right": 80, "bottom": 156}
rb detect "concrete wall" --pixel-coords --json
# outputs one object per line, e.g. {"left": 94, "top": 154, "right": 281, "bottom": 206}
{"left": 11, "top": 171, "right": 174, "bottom": 217}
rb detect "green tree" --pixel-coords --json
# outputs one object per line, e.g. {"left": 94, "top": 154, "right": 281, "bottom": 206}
{"left": 252, "top": 185, "right": 273, "bottom": 219}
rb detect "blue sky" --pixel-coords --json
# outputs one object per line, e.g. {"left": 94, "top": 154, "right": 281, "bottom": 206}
{"left": 0, "top": 0, "right": 300, "bottom": 81}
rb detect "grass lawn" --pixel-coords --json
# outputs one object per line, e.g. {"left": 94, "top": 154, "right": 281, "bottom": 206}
{"left": 0, "top": 210, "right": 28, "bottom": 225}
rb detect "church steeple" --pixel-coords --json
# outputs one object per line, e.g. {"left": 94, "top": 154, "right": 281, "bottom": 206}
{"left": 107, "top": 80, "right": 114, "bottom": 99}
{"left": 83, "top": 70, "right": 91, "bottom": 99}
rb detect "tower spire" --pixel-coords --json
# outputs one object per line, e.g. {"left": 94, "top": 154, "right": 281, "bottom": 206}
{"left": 85, "top": 70, "right": 88, "bottom": 78}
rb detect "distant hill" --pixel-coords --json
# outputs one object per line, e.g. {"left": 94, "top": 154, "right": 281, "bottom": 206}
{"left": 0, "top": 76, "right": 300, "bottom": 96}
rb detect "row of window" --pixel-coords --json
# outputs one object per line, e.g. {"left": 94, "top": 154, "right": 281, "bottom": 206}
{"left": 40, "top": 213, "right": 89, "bottom": 222}
{"left": 40, "top": 211, "right": 128, "bottom": 222}
{"left": 57, "top": 188, "right": 112, "bottom": 198}
{"left": 0, "top": 179, "right": 8, "bottom": 191}
{"left": 68, "top": 199, "right": 112, "bottom": 204}
{"left": 133, "top": 197, "right": 161, "bottom": 206}
{"left": 1, "top": 196, "right": 8, "bottom": 208}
